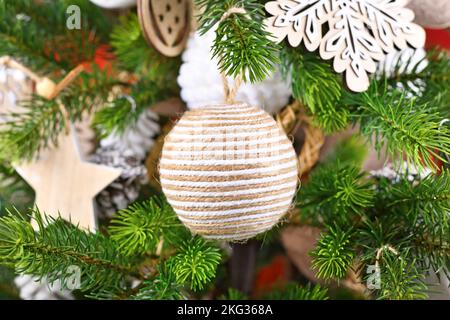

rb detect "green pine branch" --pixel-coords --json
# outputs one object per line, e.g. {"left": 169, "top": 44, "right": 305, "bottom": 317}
{"left": 280, "top": 48, "right": 347, "bottom": 133}
{"left": 0, "top": 68, "right": 119, "bottom": 162}
{"left": 170, "top": 237, "right": 222, "bottom": 291}
{"left": 131, "top": 263, "right": 188, "bottom": 300}
{"left": 264, "top": 283, "right": 329, "bottom": 300}
{"left": 343, "top": 81, "right": 450, "bottom": 171}
{"left": 311, "top": 226, "right": 354, "bottom": 280}
{"left": 92, "top": 77, "right": 175, "bottom": 137}
{"left": 109, "top": 198, "right": 187, "bottom": 256}
{"left": 0, "top": 209, "right": 138, "bottom": 293}
{"left": 0, "top": 0, "right": 110, "bottom": 73}
{"left": 110, "top": 12, "right": 180, "bottom": 81}
{"left": 298, "top": 163, "right": 375, "bottom": 225}
{"left": 196, "top": 0, "right": 279, "bottom": 83}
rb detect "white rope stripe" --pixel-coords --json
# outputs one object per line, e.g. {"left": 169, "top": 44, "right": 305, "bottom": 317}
{"left": 178, "top": 210, "right": 286, "bottom": 223}
{"left": 160, "top": 151, "right": 295, "bottom": 166}
{"left": 171, "top": 198, "right": 293, "bottom": 216}
{"left": 161, "top": 171, "right": 297, "bottom": 187}
{"left": 162, "top": 143, "right": 293, "bottom": 157}
{"left": 189, "top": 103, "right": 251, "bottom": 113}
{"left": 185, "top": 219, "right": 278, "bottom": 229}
{"left": 169, "top": 128, "right": 283, "bottom": 140}
{"left": 187, "top": 108, "right": 260, "bottom": 116}
{"left": 162, "top": 181, "right": 298, "bottom": 197}
{"left": 202, "top": 229, "right": 273, "bottom": 240}
{"left": 160, "top": 160, "right": 297, "bottom": 176}
{"left": 164, "top": 135, "right": 287, "bottom": 147}
{"left": 168, "top": 190, "right": 295, "bottom": 208}
{"left": 178, "top": 116, "right": 267, "bottom": 125}
{"left": 174, "top": 121, "right": 275, "bottom": 132}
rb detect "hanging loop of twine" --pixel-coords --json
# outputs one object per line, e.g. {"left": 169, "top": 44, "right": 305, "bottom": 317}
{"left": 221, "top": 73, "right": 243, "bottom": 104}
{"left": 218, "top": 7, "right": 246, "bottom": 104}
{"left": 0, "top": 56, "right": 84, "bottom": 135}
{"left": 47, "top": 65, "right": 85, "bottom": 134}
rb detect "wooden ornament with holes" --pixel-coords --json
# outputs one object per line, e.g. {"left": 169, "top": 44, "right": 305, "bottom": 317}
{"left": 264, "top": 0, "right": 426, "bottom": 92}
{"left": 137, "top": 0, "right": 191, "bottom": 57}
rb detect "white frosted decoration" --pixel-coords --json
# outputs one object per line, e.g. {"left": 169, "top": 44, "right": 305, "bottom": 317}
{"left": 378, "top": 48, "right": 428, "bottom": 78}
{"left": 408, "top": 0, "right": 450, "bottom": 29}
{"left": 89, "top": 0, "right": 136, "bottom": 9}
{"left": 0, "top": 66, "right": 30, "bottom": 122}
{"left": 370, "top": 161, "right": 432, "bottom": 183}
{"left": 177, "top": 29, "right": 291, "bottom": 114}
{"left": 14, "top": 275, "right": 73, "bottom": 300}
{"left": 377, "top": 48, "right": 428, "bottom": 97}
{"left": 100, "top": 108, "right": 160, "bottom": 161}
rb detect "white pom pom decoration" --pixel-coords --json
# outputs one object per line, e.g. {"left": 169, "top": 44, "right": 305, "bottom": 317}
{"left": 100, "top": 108, "right": 160, "bottom": 161}
{"left": 177, "top": 29, "right": 291, "bottom": 114}
{"left": 160, "top": 103, "right": 298, "bottom": 241}
{"left": 89, "top": 0, "right": 136, "bottom": 9}
{"left": 408, "top": 0, "right": 450, "bottom": 29}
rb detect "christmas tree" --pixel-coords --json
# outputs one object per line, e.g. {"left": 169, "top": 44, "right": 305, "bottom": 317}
{"left": 0, "top": 0, "right": 449, "bottom": 301}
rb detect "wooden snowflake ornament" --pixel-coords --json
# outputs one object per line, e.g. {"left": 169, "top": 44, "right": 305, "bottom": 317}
{"left": 265, "top": 0, "right": 426, "bottom": 92}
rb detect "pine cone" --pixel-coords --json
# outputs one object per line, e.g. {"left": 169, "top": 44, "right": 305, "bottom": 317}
{"left": 100, "top": 108, "right": 160, "bottom": 161}
{"left": 90, "top": 146, "right": 147, "bottom": 218}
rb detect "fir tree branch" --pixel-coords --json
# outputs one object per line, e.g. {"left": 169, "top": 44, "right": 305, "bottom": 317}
{"left": 170, "top": 237, "right": 221, "bottom": 291}
{"left": 311, "top": 226, "right": 354, "bottom": 280}
{"left": 280, "top": 48, "right": 347, "bottom": 133}
{"left": 196, "top": 0, "right": 279, "bottom": 83}
{"left": 343, "top": 81, "right": 450, "bottom": 171}
{"left": 298, "top": 163, "right": 375, "bottom": 225}
{"left": 109, "top": 197, "right": 187, "bottom": 256}
{"left": 131, "top": 263, "right": 188, "bottom": 300}
{"left": 92, "top": 77, "right": 175, "bottom": 136}
{"left": 0, "top": 68, "right": 118, "bottom": 162}
{"left": 0, "top": 0, "right": 110, "bottom": 73}
{"left": 110, "top": 12, "right": 180, "bottom": 82}
{"left": 0, "top": 209, "right": 138, "bottom": 293}
{"left": 264, "top": 283, "right": 329, "bottom": 300}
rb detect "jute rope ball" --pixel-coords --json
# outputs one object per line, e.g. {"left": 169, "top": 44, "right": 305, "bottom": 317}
{"left": 160, "top": 103, "right": 299, "bottom": 241}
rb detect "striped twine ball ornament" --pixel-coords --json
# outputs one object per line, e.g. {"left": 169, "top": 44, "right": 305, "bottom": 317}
{"left": 160, "top": 103, "right": 299, "bottom": 241}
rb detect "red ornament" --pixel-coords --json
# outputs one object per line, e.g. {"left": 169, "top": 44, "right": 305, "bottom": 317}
{"left": 425, "top": 28, "right": 450, "bottom": 50}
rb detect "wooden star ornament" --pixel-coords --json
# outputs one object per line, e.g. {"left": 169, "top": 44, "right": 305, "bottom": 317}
{"left": 15, "top": 125, "right": 121, "bottom": 232}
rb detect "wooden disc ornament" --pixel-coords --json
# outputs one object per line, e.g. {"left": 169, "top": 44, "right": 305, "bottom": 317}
{"left": 159, "top": 103, "right": 299, "bottom": 241}
{"left": 137, "top": 0, "right": 191, "bottom": 57}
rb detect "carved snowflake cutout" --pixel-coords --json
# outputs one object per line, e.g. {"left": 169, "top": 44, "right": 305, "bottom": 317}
{"left": 265, "top": 0, "right": 426, "bottom": 92}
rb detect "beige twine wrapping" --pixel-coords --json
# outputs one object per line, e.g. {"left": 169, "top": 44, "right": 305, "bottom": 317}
{"left": 159, "top": 103, "right": 299, "bottom": 241}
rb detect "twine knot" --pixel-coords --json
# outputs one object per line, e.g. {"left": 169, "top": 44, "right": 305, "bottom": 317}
{"left": 218, "top": 7, "right": 247, "bottom": 104}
